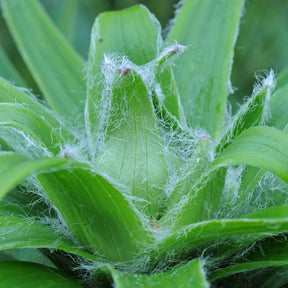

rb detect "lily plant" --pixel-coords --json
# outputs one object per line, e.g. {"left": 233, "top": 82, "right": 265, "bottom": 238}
{"left": 1, "top": 0, "right": 288, "bottom": 287}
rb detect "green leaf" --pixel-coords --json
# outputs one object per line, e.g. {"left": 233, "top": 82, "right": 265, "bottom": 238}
{"left": 96, "top": 259, "right": 209, "bottom": 288}
{"left": 0, "top": 103, "right": 64, "bottom": 156}
{"left": 0, "top": 152, "right": 153, "bottom": 265}
{"left": 212, "top": 126, "right": 288, "bottom": 183}
{"left": 0, "top": 201, "right": 32, "bottom": 218}
{"left": 234, "top": 166, "right": 266, "bottom": 212}
{"left": 257, "top": 268, "right": 288, "bottom": 288}
{"left": 210, "top": 228, "right": 288, "bottom": 281}
{"left": 0, "top": 216, "right": 98, "bottom": 262}
{"left": 231, "top": 1, "right": 288, "bottom": 99}
{"left": 0, "top": 152, "right": 67, "bottom": 201}
{"left": 0, "top": 262, "right": 85, "bottom": 287}
{"left": 157, "top": 207, "right": 288, "bottom": 267}
{"left": 276, "top": 67, "right": 288, "bottom": 90}
{"left": 217, "top": 82, "right": 273, "bottom": 154}
{"left": 86, "top": 4, "right": 183, "bottom": 140}
{"left": 38, "top": 163, "right": 155, "bottom": 266}
{"left": 163, "top": 126, "right": 288, "bottom": 228}
{"left": 88, "top": 4, "right": 159, "bottom": 71}
{"left": 164, "top": 75, "right": 275, "bottom": 220}
{"left": 56, "top": 0, "right": 78, "bottom": 42}
{"left": 161, "top": 167, "right": 227, "bottom": 227}
{"left": 269, "top": 82, "right": 288, "bottom": 132}
{"left": 1, "top": 0, "right": 86, "bottom": 121}
{"left": 167, "top": 0, "right": 244, "bottom": 136}
{"left": 0, "top": 46, "right": 26, "bottom": 86}
{"left": 86, "top": 5, "right": 160, "bottom": 138}
{"left": 162, "top": 127, "right": 288, "bottom": 226}
{"left": 94, "top": 69, "right": 168, "bottom": 218}
{"left": 0, "top": 248, "right": 56, "bottom": 268}
{"left": 243, "top": 206, "right": 288, "bottom": 219}
{"left": 226, "top": 82, "right": 288, "bottom": 213}
{"left": 0, "top": 78, "right": 74, "bottom": 143}
{"left": 211, "top": 267, "right": 288, "bottom": 288}
{"left": 155, "top": 50, "right": 185, "bottom": 122}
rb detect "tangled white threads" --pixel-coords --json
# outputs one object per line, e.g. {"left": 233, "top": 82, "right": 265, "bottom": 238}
{"left": 0, "top": 126, "right": 52, "bottom": 158}
{"left": 253, "top": 69, "right": 276, "bottom": 124}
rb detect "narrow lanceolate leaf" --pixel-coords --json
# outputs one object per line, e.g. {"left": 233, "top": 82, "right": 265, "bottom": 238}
{"left": 157, "top": 207, "right": 288, "bottom": 267}
{"left": 0, "top": 103, "right": 64, "bottom": 156}
{"left": 38, "top": 164, "right": 155, "bottom": 265}
{"left": 210, "top": 213, "right": 288, "bottom": 281}
{"left": 1, "top": 0, "right": 86, "bottom": 121}
{"left": 210, "top": 243, "right": 288, "bottom": 281}
{"left": 168, "top": 0, "right": 244, "bottom": 137}
{"left": 155, "top": 47, "right": 185, "bottom": 122}
{"left": 94, "top": 69, "right": 168, "bottom": 218}
{"left": 0, "top": 216, "right": 98, "bottom": 262}
{"left": 0, "top": 262, "right": 85, "bottom": 288}
{"left": 212, "top": 126, "right": 288, "bottom": 183}
{"left": 96, "top": 259, "right": 209, "bottom": 288}
{"left": 217, "top": 73, "right": 275, "bottom": 154}
{"left": 0, "top": 46, "right": 26, "bottom": 86}
{"left": 56, "top": 0, "right": 79, "bottom": 42}
{"left": 0, "top": 78, "right": 74, "bottom": 143}
{"left": 0, "top": 152, "right": 67, "bottom": 200}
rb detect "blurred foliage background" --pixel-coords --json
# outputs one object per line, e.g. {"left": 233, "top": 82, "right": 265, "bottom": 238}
{"left": 0, "top": 0, "right": 287, "bottom": 111}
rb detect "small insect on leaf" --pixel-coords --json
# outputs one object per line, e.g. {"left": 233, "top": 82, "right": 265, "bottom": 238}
{"left": 151, "top": 220, "right": 166, "bottom": 229}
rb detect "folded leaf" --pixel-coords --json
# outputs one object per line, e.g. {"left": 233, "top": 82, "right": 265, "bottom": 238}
{"left": 94, "top": 69, "right": 168, "bottom": 218}
{"left": 212, "top": 126, "right": 288, "bottom": 183}
{"left": 225, "top": 82, "right": 288, "bottom": 215}
{"left": 0, "top": 78, "right": 74, "bottom": 143}
{"left": 0, "top": 216, "right": 98, "bottom": 262}
{"left": 86, "top": 5, "right": 160, "bottom": 140}
{"left": 38, "top": 163, "right": 155, "bottom": 265}
{"left": 0, "top": 103, "right": 64, "bottom": 156}
{"left": 0, "top": 152, "right": 67, "bottom": 200}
